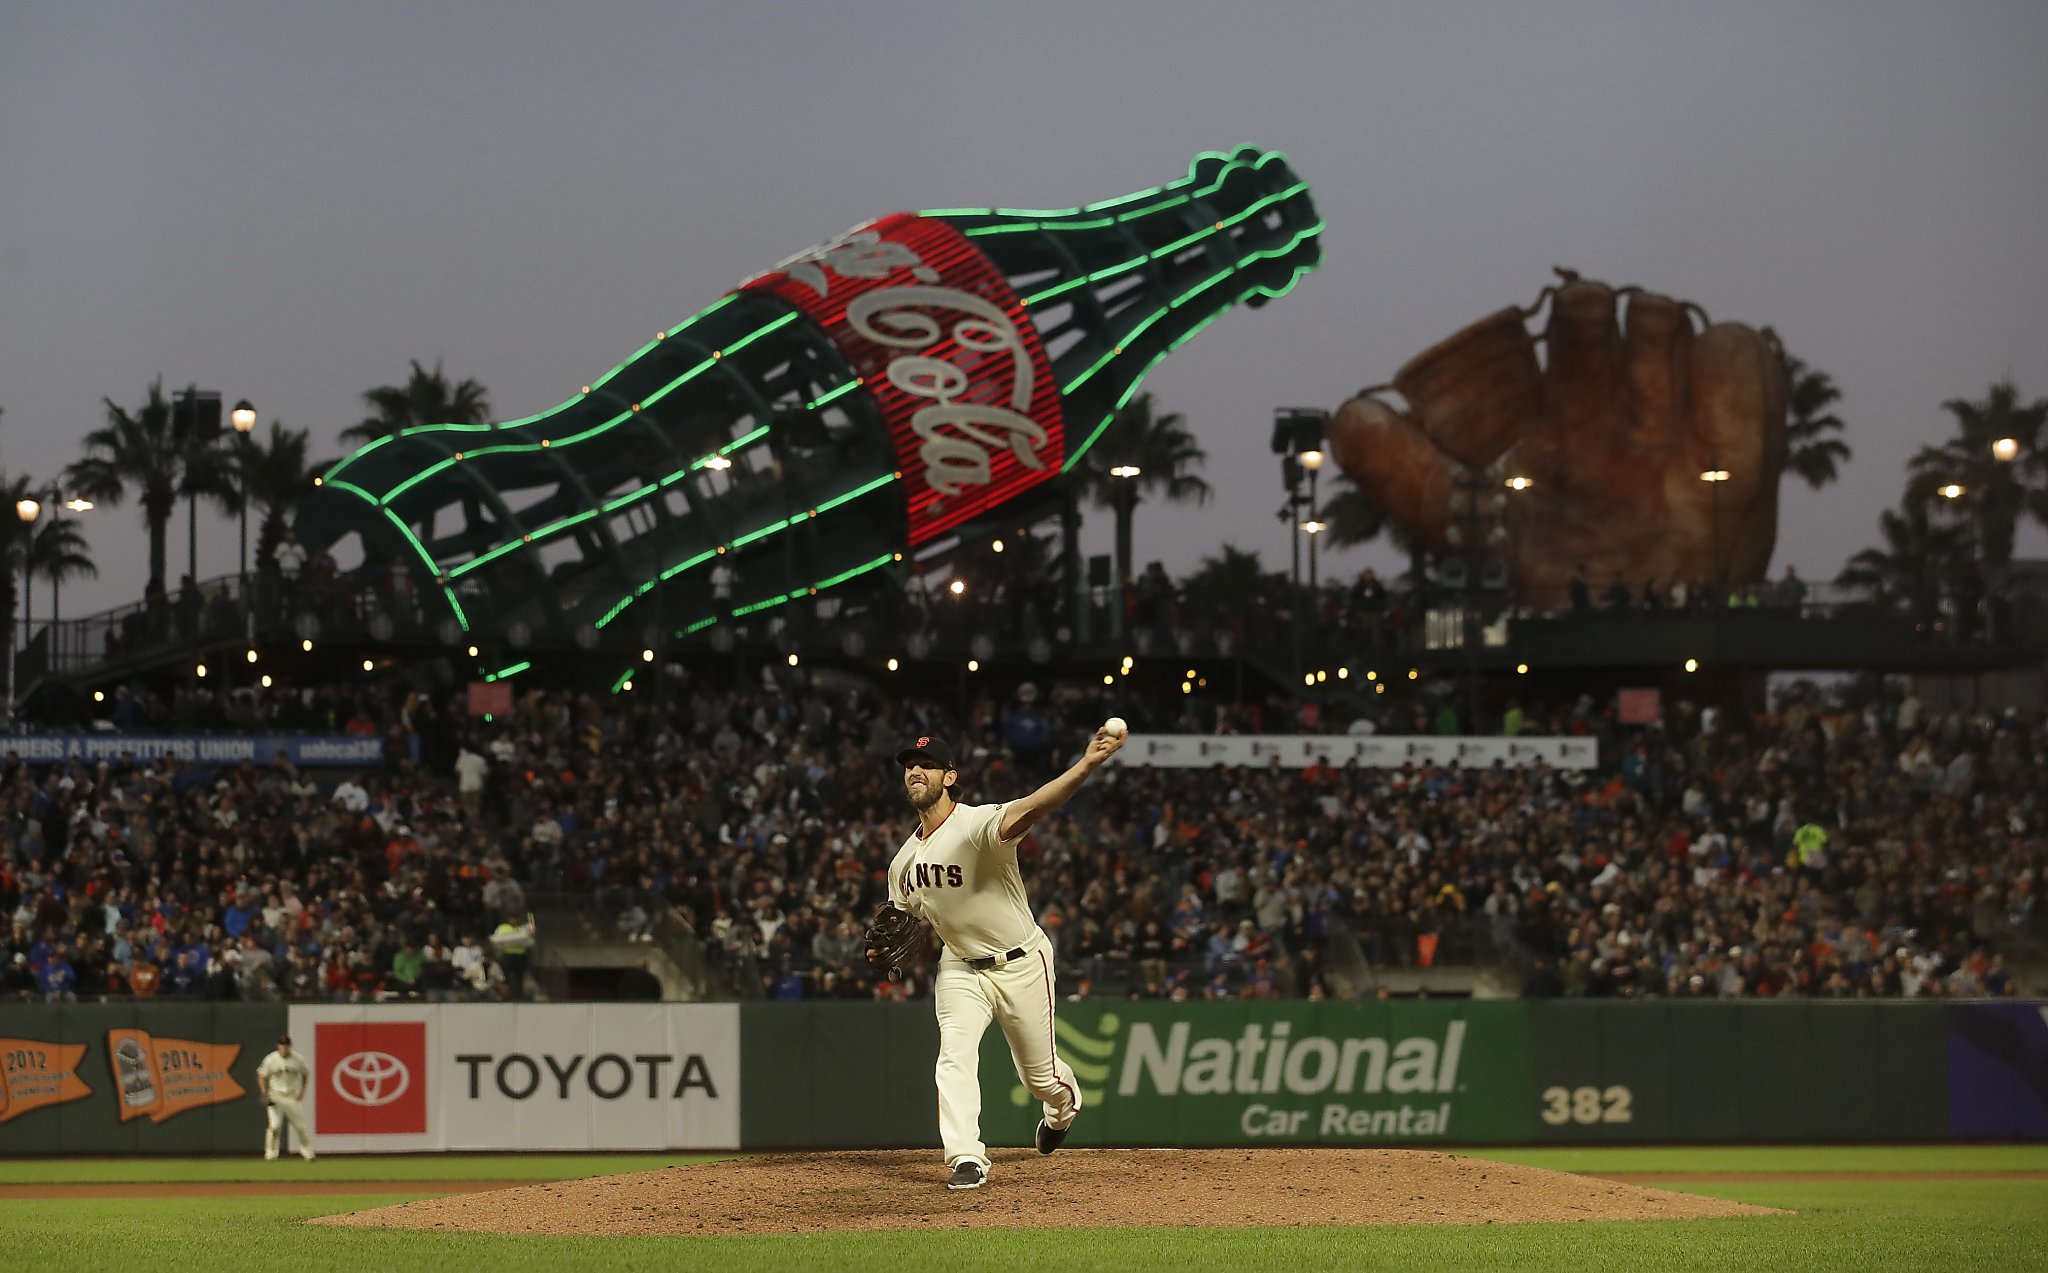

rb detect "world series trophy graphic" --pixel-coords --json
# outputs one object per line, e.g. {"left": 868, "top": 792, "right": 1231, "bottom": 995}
{"left": 297, "top": 147, "right": 1320, "bottom": 678}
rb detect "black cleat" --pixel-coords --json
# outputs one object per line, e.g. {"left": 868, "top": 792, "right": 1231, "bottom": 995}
{"left": 947, "top": 1160, "right": 988, "bottom": 1191}
{"left": 1035, "top": 1119, "right": 1071, "bottom": 1155}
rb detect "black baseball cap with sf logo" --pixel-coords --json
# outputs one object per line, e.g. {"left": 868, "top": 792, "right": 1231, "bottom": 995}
{"left": 895, "top": 736, "right": 957, "bottom": 770}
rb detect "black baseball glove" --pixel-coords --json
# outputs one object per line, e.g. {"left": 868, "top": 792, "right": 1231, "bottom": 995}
{"left": 864, "top": 902, "right": 929, "bottom": 972}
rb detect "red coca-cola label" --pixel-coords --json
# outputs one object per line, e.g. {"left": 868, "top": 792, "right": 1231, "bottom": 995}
{"left": 739, "top": 213, "right": 1064, "bottom": 545}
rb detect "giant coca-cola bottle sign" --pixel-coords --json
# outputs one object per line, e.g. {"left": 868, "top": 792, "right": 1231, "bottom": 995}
{"left": 741, "top": 211, "right": 1065, "bottom": 544}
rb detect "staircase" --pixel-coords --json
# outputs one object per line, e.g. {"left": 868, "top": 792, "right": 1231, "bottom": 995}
{"left": 527, "top": 893, "right": 712, "bottom": 1001}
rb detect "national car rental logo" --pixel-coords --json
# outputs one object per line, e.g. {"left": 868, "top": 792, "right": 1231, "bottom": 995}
{"left": 315, "top": 1021, "right": 426, "bottom": 1135}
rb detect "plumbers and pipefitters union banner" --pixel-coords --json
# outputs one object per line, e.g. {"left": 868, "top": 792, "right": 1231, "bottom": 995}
{"left": 287, "top": 1004, "right": 740, "bottom": 1153}
{"left": 1107, "top": 735, "right": 1598, "bottom": 770}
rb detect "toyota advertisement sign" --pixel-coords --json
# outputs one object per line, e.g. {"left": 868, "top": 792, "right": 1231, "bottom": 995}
{"left": 289, "top": 1004, "right": 739, "bottom": 1152}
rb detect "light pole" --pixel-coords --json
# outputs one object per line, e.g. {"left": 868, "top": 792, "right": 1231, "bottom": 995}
{"left": 232, "top": 399, "right": 258, "bottom": 638}
{"left": 1297, "top": 444, "right": 1325, "bottom": 595}
{"left": 1700, "top": 461, "right": 1731, "bottom": 602}
{"left": 1503, "top": 475, "right": 1533, "bottom": 613}
{"left": 25, "top": 492, "right": 96, "bottom": 674}
{"left": 1106, "top": 464, "right": 1141, "bottom": 640}
{"left": 5, "top": 497, "right": 37, "bottom": 725}
{"left": 1272, "top": 407, "right": 1329, "bottom": 679}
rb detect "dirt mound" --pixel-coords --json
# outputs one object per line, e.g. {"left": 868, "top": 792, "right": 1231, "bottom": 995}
{"left": 313, "top": 1149, "right": 1782, "bottom": 1235}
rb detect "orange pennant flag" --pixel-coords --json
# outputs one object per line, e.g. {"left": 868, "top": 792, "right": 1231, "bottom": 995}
{"left": 106, "top": 1029, "right": 244, "bottom": 1123}
{"left": 1416, "top": 932, "right": 1440, "bottom": 969}
{"left": 0, "top": 1038, "right": 92, "bottom": 1123}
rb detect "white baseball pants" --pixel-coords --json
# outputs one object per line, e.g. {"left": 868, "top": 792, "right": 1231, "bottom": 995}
{"left": 933, "top": 936, "right": 1080, "bottom": 1169}
{"left": 265, "top": 1097, "right": 315, "bottom": 1159}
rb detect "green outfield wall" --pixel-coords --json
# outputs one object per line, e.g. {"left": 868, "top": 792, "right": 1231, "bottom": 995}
{"left": 1, "top": 999, "right": 2037, "bottom": 1153}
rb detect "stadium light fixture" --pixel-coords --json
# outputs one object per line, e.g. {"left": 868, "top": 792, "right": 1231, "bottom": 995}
{"left": 231, "top": 401, "right": 257, "bottom": 434}
{"left": 1939, "top": 483, "right": 1965, "bottom": 500}
{"left": 65, "top": 497, "right": 94, "bottom": 512}
{"left": 1993, "top": 437, "right": 2019, "bottom": 463}
{"left": 14, "top": 498, "right": 39, "bottom": 523}
{"left": 949, "top": 579, "right": 966, "bottom": 596}
{"left": 1297, "top": 448, "right": 1325, "bottom": 472}
{"left": 1108, "top": 464, "right": 1142, "bottom": 479}
{"left": 1299, "top": 518, "right": 1325, "bottom": 535}
{"left": 1505, "top": 475, "right": 1533, "bottom": 491}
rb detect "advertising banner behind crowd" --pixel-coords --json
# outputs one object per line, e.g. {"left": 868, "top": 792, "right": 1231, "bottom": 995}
{"left": 6, "top": 735, "right": 384, "bottom": 767}
{"left": 287, "top": 1003, "right": 741, "bottom": 1153}
{"left": 1107, "top": 734, "right": 1599, "bottom": 770}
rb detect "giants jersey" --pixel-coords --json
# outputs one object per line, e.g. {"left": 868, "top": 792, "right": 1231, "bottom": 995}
{"left": 888, "top": 801, "right": 1038, "bottom": 961}
{"left": 257, "top": 1049, "right": 310, "bottom": 1100}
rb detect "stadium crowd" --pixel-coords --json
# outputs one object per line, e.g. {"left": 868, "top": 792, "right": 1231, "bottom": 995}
{"left": 0, "top": 666, "right": 2038, "bottom": 1006}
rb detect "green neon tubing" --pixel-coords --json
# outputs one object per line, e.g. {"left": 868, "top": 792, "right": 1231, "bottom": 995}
{"left": 323, "top": 293, "right": 740, "bottom": 485}
{"left": 592, "top": 473, "right": 897, "bottom": 631}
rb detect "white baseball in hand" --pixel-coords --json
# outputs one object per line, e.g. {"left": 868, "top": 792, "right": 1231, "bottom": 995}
{"left": 1102, "top": 717, "right": 1128, "bottom": 739}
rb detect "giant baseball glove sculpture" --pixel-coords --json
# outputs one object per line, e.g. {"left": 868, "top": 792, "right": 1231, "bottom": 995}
{"left": 864, "top": 903, "right": 929, "bottom": 973}
{"left": 1327, "top": 270, "right": 1787, "bottom": 607}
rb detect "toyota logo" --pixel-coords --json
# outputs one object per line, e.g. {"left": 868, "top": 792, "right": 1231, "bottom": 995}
{"left": 331, "top": 1050, "right": 411, "bottom": 1107}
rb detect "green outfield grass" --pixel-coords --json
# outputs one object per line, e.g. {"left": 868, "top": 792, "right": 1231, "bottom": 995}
{"left": 0, "top": 1147, "right": 2041, "bottom": 1273}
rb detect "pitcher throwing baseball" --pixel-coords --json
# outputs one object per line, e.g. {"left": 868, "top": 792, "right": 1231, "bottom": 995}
{"left": 870, "top": 723, "right": 1125, "bottom": 1191}
{"left": 257, "top": 1033, "right": 315, "bottom": 1161}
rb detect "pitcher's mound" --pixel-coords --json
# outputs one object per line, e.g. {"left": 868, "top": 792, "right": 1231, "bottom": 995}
{"left": 312, "top": 1149, "right": 1782, "bottom": 1235}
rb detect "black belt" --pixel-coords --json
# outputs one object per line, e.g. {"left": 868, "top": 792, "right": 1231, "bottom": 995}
{"left": 966, "top": 947, "right": 1027, "bottom": 971}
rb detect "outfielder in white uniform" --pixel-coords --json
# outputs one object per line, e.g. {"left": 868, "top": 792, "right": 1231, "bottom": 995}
{"left": 257, "top": 1034, "right": 316, "bottom": 1161}
{"left": 883, "top": 728, "right": 1123, "bottom": 1191}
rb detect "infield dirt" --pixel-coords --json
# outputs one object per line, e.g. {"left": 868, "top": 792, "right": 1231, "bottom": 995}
{"left": 313, "top": 1149, "right": 1783, "bottom": 1236}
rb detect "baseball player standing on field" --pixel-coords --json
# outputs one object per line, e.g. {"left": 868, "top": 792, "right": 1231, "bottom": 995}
{"left": 875, "top": 726, "right": 1124, "bottom": 1191}
{"left": 256, "top": 1033, "right": 315, "bottom": 1161}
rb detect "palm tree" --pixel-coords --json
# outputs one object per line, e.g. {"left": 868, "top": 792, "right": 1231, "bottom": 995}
{"left": 66, "top": 380, "right": 239, "bottom": 592}
{"left": 1318, "top": 473, "right": 1393, "bottom": 549}
{"left": 236, "top": 421, "right": 325, "bottom": 567}
{"left": 1782, "top": 354, "right": 1852, "bottom": 489}
{"left": 1071, "top": 393, "right": 1211, "bottom": 596}
{"left": 1182, "top": 544, "right": 1282, "bottom": 613}
{"left": 1838, "top": 496, "right": 1971, "bottom": 623}
{"left": 342, "top": 358, "right": 491, "bottom": 446}
{"left": 1904, "top": 378, "right": 2048, "bottom": 570}
{"left": 26, "top": 514, "right": 96, "bottom": 627}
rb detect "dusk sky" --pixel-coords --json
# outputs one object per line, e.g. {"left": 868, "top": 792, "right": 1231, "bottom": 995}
{"left": 3, "top": 1, "right": 2045, "bottom": 620}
